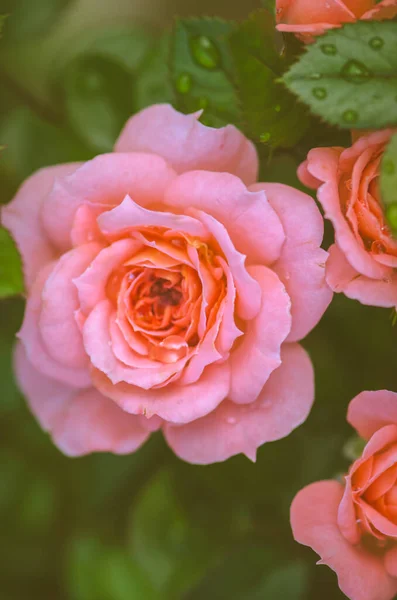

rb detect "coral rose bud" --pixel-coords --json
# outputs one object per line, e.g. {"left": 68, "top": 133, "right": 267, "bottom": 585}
{"left": 298, "top": 129, "right": 397, "bottom": 309}
{"left": 276, "top": 0, "right": 397, "bottom": 42}
{"left": 291, "top": 390, "right": 397, "bottom": 600}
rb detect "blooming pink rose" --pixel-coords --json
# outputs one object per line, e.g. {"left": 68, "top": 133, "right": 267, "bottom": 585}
{"left": 2, "top": 104, "right": 331, "bottom": 463}
{"left": 291, "top": 390, "right": 397, "bottom": 600}
{"left": 276, "top": 0, "right": 397, "bottom": 41}
{"left": 299, "top": 130, "right": 397, "bottom": 309}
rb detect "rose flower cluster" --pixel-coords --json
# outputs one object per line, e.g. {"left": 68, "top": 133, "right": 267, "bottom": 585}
{"left": 2, "top": 2, "right": 397, "bottom": 598}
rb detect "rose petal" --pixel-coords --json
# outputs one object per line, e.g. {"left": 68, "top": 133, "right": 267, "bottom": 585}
{"left": 18, "top": 264, "right": 91, "bottom": 388}
{"left": 93, "top": 360, "right": 231, "bottom": 424}
{"left": 1, "top": 163, "right": 81, "bottom": 289}
{"left": 348, "top": 391, "right": 397, "bottom": 439}
{"left": 338, "top": 476, "right": 361, "bottom": 544}
{"left": 39, "top": 243, "right": 102, "bottom": 368}
{"left": 14, "top": 343, "right": 149, "bottom": 456}
{"left": 164, "top": 343, "right": 314, "bottom": 464}
{"left": 41, "top": 153, "right": 176, "bottom": 251}
{"left": 229, "top": 265, "right": 291, "bottom": 404}
{"left": 326, "top": 244, "right": 397, "bottom": 307}
{"left": 250, "top": 182, "right": 332, "bottom": 341}
{"left": 164, "top": 171, "right": 285, "bottom": 265}
{"left": 114, "top": 104, "right": 258, "bottom": 186}
{"left": 291, "top": 480, "right": 397, "bottom": 600}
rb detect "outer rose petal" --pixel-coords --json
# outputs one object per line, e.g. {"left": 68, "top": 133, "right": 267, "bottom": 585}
{"left": 93, "top": 360, "right": 231, "bottom": 425}
{"left": 39, "top": 243, "right": 103, "bottom": 369}
{"left": 326, "top": 244, "right": 397, "bottom": 307}
{"left": 229, "top": 265, "right": 292, "bottom": 405}
{"left": 41, "top": 153, "right": 177, "bottom": 251}
{"left": 164, "top": 171, "right": 285, "bottom": 266}
{"left": 363, "top": 0, "right": 397, "bottom": 22}
{"left": 164, "top": 343, "right": 314, "bottom": 464}
{"left": 297, "top": 159, "right": 322, "bottom": 190}
{"left": 1, "top": 163, "right": 81, "bottom": 289}
{"left": 14, "top": 343, "right": 150, "bottom": 456}
{"left": 18, "top": 264, "right": 91, "bottom": 388}
{"left": 291, "top": 481, "right": 397, "bottom": 600}
{"left": 250, "top": 183, "right": 332, "bottom": 341}
{"left": 347, "top": 391, "right": 397, "bottom": 439}
{"left": 114, "top": 104, "right": 258, "bottom": 186}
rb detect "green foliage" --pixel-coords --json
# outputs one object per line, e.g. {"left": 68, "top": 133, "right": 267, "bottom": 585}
{"left": 229, "top": 10, "right": 309, "bottom": 147}
{"left": 380, "top": 133, "right": 397, "bottom": 234}
{"left": 0, "top": 0, "right": 71, "bottom": 41}
{"left": 171, "top": 17, "right": 240, "bottom": 127}
{"left": 283, "top": 21, "right": 397, "bottom": 129}
{"left": 135, "top": 34, "right": 175, "bottom": 110}
{"left": 0, "top": 227, "right": 24, "bottom": 298}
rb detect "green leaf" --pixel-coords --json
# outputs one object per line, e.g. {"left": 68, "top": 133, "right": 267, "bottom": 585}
{"left": 1, "top": 0, "right": 71, "bottom": 42}
{"left": 283, "top": 21, "right": 397, "bottom": 129}
{"left": 135, "top": 33, "right": 175, "bottom": 110}
{"left": 380, "top": 133, "right": 397, "bottom": 234}
{"left": 0, "top": 227, "right": 24, "bottom": 298}
{"left": 171, "top": 17, "right": 240, "bottom": 127}
{"left": 247, "top": 562, "right": 310, "bottom": 600}
{"left": 128, "top": 469, "right": 212, "bottom": 597}
{"left": 229, "top": 10, "right": 309, "bottom": 148}
{"left": 63, "top": 55, "right": 134, "bottom": 152}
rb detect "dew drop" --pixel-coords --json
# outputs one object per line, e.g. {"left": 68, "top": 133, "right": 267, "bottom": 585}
{"left": 190, "top": 35, "right": 221, "bottom": 70}
{"left": 369, "top": 36, "right": 384, "bottom": 51}
{"left": 197, "top": 96, "right": 209, "bottom": 109}
{"left": 312, "top": 87, "right": 327, "bottom": 100}
{"left": 342, "top": 109, "right": 358, "bottom": 124}
{"left": 274, "top": 104, "right": 281, "bottom": 112}
{"left": 176, "top": 72, "right": 192, "bottom": 94}
{"left": 309, "top": 73, "right": 322, "bottom": 80}
{"left": 226, "top": 416, "right": 237, "bottom": 425}
{"left": 341, "top": 59, "right": 372, "bottom": 84}
{"left": 260, "top": 132, "right": 271, "bottom": 143}
{"left": 320, "top": 43, "right": 337, "bottom": 55}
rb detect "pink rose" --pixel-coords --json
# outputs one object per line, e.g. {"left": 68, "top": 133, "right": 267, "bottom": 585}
{"left": 276, "top": 0, "right": 397, "bottom": 41}
{"left": 2, "top": 104, "right": 331, "bottom": 463}
{"left": 299, "top": 130, "right": 397, "bottom": 309}
{"left": 291, "top": 390, "right": 397, "bottom": 600}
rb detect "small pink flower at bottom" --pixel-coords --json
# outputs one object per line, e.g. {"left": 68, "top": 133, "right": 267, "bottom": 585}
{"left": 1, "top": 104, "right": 332, "bottom": 464}
{"left": 299, "top": 130, "right": 397, "bottom": 309}
{"left": 291, "top": 390, "right": 397, "bottom": 600}
{"left": 276, "top": 0, "right": 397, "bottom": 42}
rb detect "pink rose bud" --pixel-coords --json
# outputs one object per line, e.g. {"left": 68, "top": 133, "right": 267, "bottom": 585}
{"left": 2, "top": 104, "right": 332, "bottom": 463}
{"left": 298, "top": 129, "right": 397, "bottom": 309}
{"left": 276, "top": 0, "right": 397, "bottom": 42}
{"left": 291, "top": 390, "right": 397, "bottom": 600}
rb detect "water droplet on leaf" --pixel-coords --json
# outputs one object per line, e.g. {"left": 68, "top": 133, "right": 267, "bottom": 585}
{"left": 369, "top": 36, "right": 384, "bottom": 50}
{"left": 190, "top": 35, "right": 221, "bottom": 70}
{"left": 320, "top": 43, "right": 337, "bottom": 55}
{"left": 197, "top": 97, "right": 209, "bottom": 109}
{"left": 342, "top": 109, "right": 358, "bottom": 124}
{"left": 260, "top": 132, "right": 271, "bottom": 143}
{"left": 176, "top": 72, "right": 192, "bottom": 94}
{"left": 341, "top": 60, "right": 372, "bottom": 83}
{"left": 309, "top": 73, "right": 322, "bottom": 80}
{"left": 312, "top": 87, "right": 327, "bottom": 100}
{"left": 274, "top": 104, "right": 281, "bottom": 112}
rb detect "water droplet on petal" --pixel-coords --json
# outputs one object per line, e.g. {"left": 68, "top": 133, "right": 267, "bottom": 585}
{"left": 320, "top": 43, "right": 337, "bottom": 55}
{"left": 342, "top": 109, "right": 358, "bottom": 124}
{"left": 176, "top": 72, "right": 192, "bottom": 94}
{"left": 226, "top": 416, "right": 237, "bottom": 425}
{"left": 312, "top": 87, "right": 327, "bottom": 100}
{"left": 341, "top": 60, "right": 372, "bottom": 84}
{"left": 369, "top": 36, "right": 384, "bottom": 51}
{"left": 260, "top": 132, "right": 271, "bottom": 143}
{"left": 190, "top": 35, "right": 221, "bottom": 70}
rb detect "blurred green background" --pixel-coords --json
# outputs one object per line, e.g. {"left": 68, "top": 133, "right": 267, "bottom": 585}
{"left": 0, "top": 1, "right": 396, "bottom": 599}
